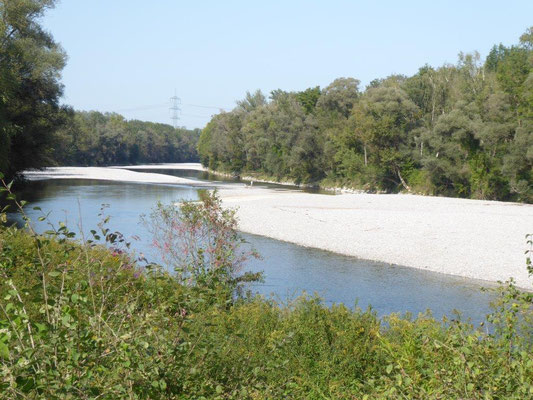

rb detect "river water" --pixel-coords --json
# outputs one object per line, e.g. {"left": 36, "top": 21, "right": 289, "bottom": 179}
{"left": 10, "top": 168, "right": 496, "bottom": 324}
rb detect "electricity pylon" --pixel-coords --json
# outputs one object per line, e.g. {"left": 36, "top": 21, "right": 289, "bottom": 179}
{"left": 170, "top": 90, "right": 181, "bottom": 128}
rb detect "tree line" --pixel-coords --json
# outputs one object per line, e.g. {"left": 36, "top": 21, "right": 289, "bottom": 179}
{"left": 198, "top": 28, "right": 533, "bottom": 202}
{"left": 51, "top": 111, "right": 200, "bottom": 166}
{"left": 0, "top": 0, "right": 199, "bottom": 179}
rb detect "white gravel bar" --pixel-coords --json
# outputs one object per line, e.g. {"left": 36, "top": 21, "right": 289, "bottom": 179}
{"left": 24, "top": 166, "right": 211, "bottom": 186}
{"left": 24, "top": 165, "right": 533, "bottom": 289}
{"left": 217, "top": 186, "right": 533, "bottom": 290}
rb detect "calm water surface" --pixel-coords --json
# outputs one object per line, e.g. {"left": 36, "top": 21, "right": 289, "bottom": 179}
{"left": 11, "top": 171, "right": 496, "bottom": 324}
{"left": 131, "top": 168, "right": 334, "bottom": 194}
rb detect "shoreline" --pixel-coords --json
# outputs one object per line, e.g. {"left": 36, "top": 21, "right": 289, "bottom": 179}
{"left": 22, "top": 164, "right": 533, "bottom": 289}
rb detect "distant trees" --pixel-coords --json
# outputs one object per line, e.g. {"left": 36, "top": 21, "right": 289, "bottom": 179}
{"left": 0, "top": 0, "right": 68, "bottom": 179}
{"left": 52, "top": 111, "right": 201, "bottom": 166}
{"left": 199, "top": 27, "right": 533, "bottom": 202}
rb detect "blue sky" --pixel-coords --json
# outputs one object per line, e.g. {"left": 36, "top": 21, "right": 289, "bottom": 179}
{"left": 42, "top": 1, "right": 533, "bottom": 129}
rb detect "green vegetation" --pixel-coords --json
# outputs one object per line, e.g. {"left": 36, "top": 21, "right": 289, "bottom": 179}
{"left": 51, "top": 111, "right": 201, "bottom": 166}
{"left": 198, "top": 28, "right": 533, "bottom": 202}
{"left": 0, "top": 0, "right": 68, "bottom": 179}
{"left": 1, "top": 181, "right": 532, "bottom": 398}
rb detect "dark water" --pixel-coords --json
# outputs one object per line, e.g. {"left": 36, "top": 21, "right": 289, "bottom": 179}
{"left": 9, "top": 172, "right": 496, "bottom": 324}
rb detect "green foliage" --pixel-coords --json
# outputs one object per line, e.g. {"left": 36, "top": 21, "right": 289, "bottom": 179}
{"left": 316, "top": 77, "right": 360, "bottom": 118}
{"left": 199, "top": 94, "right": 324, "bottom": 183}
{"left": 348, "top": 86, "right": 419, "bottom": 191}
{"left": 296, "top": 86, "right": 321, "bottom": 114}
{"left": 51, "top": 111, "right": 201, "bottom": 166}
{"left": 0, "top": 185, "right": 260, "bottom": 398}
{"left": 199, "top": 27, "right": 533, "bottom": 202}
{"left": 0, "top": 0, "right": 68, "bottom": 179}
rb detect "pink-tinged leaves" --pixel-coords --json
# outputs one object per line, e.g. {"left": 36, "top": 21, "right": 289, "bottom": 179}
{"left": 143, "top": 192, "right": 261, "bottom": 293}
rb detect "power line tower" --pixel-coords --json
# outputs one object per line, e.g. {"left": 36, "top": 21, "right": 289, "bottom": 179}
{"left": 169, "top": 90, "right": 181, "bottom": 128}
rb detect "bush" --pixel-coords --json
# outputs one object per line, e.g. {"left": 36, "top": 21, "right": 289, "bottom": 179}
{"left": 144, "top": 191, "right": 261, "bottom": 301}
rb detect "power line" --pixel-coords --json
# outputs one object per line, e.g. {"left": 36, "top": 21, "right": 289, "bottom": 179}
{"left": 109, "top": 98, "right": 230, "bottom": 121}
{"left": 184, "top": 103, "right": 229, "bottom": 111}
{"left": 181, "top": 113, "right": 215, "bottom": 118}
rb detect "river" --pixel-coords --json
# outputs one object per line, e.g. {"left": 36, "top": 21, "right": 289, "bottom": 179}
{"left": 10, "top": 167, "right": 496, "bottom": 324}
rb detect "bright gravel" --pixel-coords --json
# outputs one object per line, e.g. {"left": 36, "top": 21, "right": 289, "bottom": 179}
{"left": 218, "top": 186, "right": 533, "bottom": 289}
{"left": 24, "top": 166, "right": 211, "bottom": 186}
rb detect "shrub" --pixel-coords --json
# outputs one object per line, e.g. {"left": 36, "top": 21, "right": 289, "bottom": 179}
{"left": 144, "top": 191, "right": 261, "bottom": 300}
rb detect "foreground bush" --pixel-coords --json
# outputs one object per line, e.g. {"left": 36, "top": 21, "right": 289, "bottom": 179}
{"left": 0, "top": 190, "right": 532, "bottom": 398}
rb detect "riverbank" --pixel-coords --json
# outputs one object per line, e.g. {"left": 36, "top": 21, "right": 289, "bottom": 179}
{"left": 23, "top": 165, "right": 533, "bottom": 289}
{"left": 198, "top": 166, "right": 395, "bottom": 194}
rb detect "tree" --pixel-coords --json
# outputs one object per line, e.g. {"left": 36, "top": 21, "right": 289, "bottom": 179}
{"left": 52, "top": 111, "right": 201, "bottom": 166}
{"left": 520, "top": 26, "right": 533, "bottom": 50}
{"left": 316, "top": 77, "right": 360, "bottom": 118}
{"left": 404, "top": 65, "right": 454, "bottom": 130}
{"left": 0, "top": 0, "right": 67, "bottom": 178}
{"left": 198, "top": 27, "right": 533, "bottom": 202}
{"left": 502, "top": 120, "right": 533, "bottom": 202}
{"left": 296, "top": 86, "right": 321, "bottom": 114}
{"left": 350, "top": 87, "right": 419, "bottom": 191}
{"left": 236, "top": 90, "right": 266, "bottom": 112}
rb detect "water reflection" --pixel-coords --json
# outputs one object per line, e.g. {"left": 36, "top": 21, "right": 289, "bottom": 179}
{"left": 244, "top": 233, "right": 494, "bottom": 323}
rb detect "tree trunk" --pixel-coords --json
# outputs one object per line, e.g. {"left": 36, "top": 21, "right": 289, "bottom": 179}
{"left": 430, "top": 77, "right": 436, "bottom": 127}
{"left": 397, "top": 169, "right": 412, "bottom": 192}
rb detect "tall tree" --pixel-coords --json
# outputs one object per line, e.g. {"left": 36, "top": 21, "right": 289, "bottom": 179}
{"left": 316, "top": 77, "right": 360, "bottom": 118}
{"left": 0, "top": 0, "right": 67, "bottom": 178}
{"left": 351, "top": 87, "right": 419, "bottom": 191}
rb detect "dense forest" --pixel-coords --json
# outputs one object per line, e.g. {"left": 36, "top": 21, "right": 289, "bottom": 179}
{"left": 51, "top": 111, "right": 200, "bottom": 166}
{"left": 198, "top": 28, "right": 533, "bottom": 202}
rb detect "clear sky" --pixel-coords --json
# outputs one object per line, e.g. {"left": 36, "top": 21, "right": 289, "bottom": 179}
{"left": 42, "top": 0, "right": 533, "bottom": 129}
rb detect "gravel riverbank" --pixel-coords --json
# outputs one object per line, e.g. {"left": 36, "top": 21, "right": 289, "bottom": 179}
{"left": 24, "top": 166, "right": 212, "bottom": 186}
{"left": 218, "top": 186, "right": 533, "bottom": 289}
